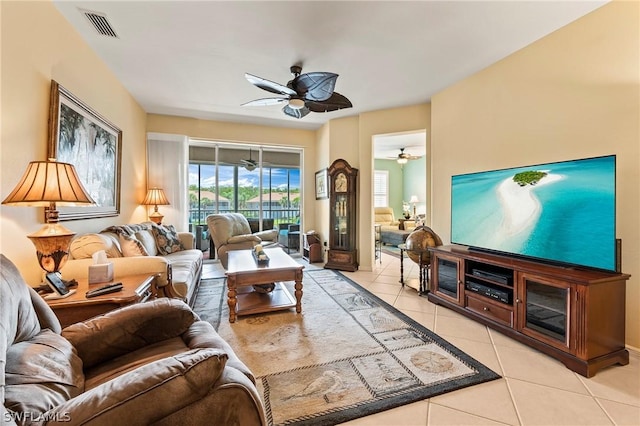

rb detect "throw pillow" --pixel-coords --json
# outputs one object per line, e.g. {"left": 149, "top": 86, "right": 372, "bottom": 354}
{"left": 135, "top": 230, "right": 158, "bottom": 256}
{"left": 119, "top": 234, "right": 148, "bottom": 257}
{"left": 70, "top": 233, "right": 120, "bottom": 259}
{"left": 152, "top": 224, "right": 184, "bottom": 255}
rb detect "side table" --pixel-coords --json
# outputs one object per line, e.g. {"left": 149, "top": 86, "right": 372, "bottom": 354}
{"left": 45, "top": 274, "right": 157, "bottom": 328}
{"left": 398, "top": 243, "right": 429, "bottom": 295}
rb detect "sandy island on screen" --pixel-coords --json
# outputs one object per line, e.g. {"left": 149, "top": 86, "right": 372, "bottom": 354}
{"left": 496, "top": 172, "right": 563, "bottom": 238}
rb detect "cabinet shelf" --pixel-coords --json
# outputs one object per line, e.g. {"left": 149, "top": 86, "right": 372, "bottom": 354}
{"left": 428, "top": 245, "right": 630, "bottom": 378}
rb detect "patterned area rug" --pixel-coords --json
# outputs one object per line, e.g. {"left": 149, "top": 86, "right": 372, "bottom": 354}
{"left": 193, "top": 269, "right": 499, "bottom": 426}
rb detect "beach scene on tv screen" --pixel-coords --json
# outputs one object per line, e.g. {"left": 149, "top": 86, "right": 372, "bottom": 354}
{"left": 451, "top": 156, "right": 616, "bottom": 271}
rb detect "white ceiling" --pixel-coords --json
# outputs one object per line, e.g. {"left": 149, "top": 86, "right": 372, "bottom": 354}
{"left": 52, "top": 0, "right": 607, "bottom": 154}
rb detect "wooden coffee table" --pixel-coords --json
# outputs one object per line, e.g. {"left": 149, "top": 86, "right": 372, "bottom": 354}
{"left": 45, "top": 274, "right": 157, "bottom": 328}
{"left": 225, "top": 247, "right": 304, "bottom": 323}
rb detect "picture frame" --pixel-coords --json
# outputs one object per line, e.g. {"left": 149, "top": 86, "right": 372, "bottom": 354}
{"left": 315, "top": 169, "right": 328, "bottom": 200}
{"left": 48, "top": 81, "right": 122, "bottom": 220}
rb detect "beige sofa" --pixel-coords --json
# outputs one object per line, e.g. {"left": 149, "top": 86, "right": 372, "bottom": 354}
{"left": 1, "top": 254, "right": 266, "bottom": 425}
{"left": 60, "top": 222, "right": 203, "bottom": 306}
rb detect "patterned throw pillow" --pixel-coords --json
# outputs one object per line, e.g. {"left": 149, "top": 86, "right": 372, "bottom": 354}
{"left": 152, "top": 224, "right": 184, "bottom": 255}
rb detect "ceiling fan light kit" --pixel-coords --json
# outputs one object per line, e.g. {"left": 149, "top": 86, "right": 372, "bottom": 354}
{"left": 288, "top": 98, "right": 305, "bottom": 110}
{"left": 243, "top": 65, "right": 352, "bottom": 119}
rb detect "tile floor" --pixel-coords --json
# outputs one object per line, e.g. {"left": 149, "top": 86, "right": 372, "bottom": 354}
{"left": 201, "top": 252, "right": 640, "bottom": 426}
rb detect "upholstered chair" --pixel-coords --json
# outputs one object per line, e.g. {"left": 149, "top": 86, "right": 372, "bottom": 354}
{"left": 207, "top": 213, "right": 278, "bottom": 268}
{"left": 0, "top": 254, "right": 267, "bottom": 425}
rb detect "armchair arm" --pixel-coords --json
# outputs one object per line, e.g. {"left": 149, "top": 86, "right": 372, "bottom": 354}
{"left": 227, "top": 234, "right": 261, "bottom": 245}
{"left": 44, "top": 348, "right": 227, "bottom": 425}
{"left": 177, "top": 232, "right": 195, "bottom": 250}
{"left": 254, "top": 229, "right": 277, "bottom": 242}
{"left": 62, "top": 298, "right": 198, "bottom": 368}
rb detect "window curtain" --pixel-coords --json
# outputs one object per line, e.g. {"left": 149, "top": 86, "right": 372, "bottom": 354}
{"left": 146, "top": 133, "right": 189, "bottom": 231}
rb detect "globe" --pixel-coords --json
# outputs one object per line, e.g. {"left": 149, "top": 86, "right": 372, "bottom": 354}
{"left": 405, "top": 226, "right": 443, "bottom": 266}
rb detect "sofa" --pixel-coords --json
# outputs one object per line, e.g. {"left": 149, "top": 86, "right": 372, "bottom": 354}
{"left": 374, "top": 207, "right": 417, "bottom": 246}
{"left": 1, "top": 254, "right": 267, "bottom": 426}
{"left": 60, "top": 222, "right": 203, "bottom": 307}
{"left": 207, "top": 213, "right": 278, "bottom": 269}
{"left": 374, "top": 207, "right": 416, "bottom": 232}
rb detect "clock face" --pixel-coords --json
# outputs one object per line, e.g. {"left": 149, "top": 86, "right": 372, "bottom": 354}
{"left": 335, "top": 173, "right": 347, "bottom": 192}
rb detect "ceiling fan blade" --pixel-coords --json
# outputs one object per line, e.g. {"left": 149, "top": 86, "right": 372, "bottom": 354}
{"left": 245, "top": 73, "right": 296, "bottom": 96}
{"left": 241, "top": 97, "right": 289, "bottom": 107}
{"left": 292, "top": 72, "right": 338, "bottom": 101}
{"left": 283, "top": 105, "right": 310, "bottom": 119}
{"left": 305, "top": 92, "right": 353, "bottom": 113}
{"left": 241, "top": 97, "right": 288, "bottom": 107}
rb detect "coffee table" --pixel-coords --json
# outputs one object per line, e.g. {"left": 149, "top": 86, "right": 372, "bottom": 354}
{"left": 45, "top": 274, "right": 156, "bottom": 328}
{"left": 225, "top": 247, "right": 304, "bottom": 323}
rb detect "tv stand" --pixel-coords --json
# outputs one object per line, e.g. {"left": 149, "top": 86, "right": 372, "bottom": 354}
{"left": 428, "top": 245, "right": 631, "bottom": 377}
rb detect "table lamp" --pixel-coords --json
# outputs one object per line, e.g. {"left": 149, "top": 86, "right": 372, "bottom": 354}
{"left": 2, "top": 159, "right": 95, "bottom": 275}
{"left": 409, "top": 195, "right": 419, "bottom": 219}
{"left": 142, "top": 188, "right": 170, "bottom": 224}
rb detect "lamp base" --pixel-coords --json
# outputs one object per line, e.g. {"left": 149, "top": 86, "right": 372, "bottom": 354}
{"left": 27, "top": 223, "right": 76, "bottom": 274}
{"left": 148, "top": 211, "right": 164, "bottom": 225}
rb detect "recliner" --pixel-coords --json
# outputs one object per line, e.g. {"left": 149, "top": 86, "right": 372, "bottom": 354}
{"left": 207, "top": 213, "right": 278, "bottom": 268}
{"left": 0, "top": 254, "right": 267, "bottom": 425}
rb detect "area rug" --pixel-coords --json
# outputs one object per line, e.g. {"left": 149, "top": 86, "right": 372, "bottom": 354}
{"left": 193, "top": 269, "right": 499, "bottom": 426}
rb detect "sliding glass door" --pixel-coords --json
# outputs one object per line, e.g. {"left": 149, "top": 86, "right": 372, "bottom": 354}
{"left": 188, "top": 143, "right": 301, "bottom": 230}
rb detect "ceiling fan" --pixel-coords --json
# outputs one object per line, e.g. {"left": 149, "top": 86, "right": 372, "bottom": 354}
{"left": 240, "top": 149, "right": 258, "bottom": 171}
{"left": 391, "top": 148, "right": 422, "bottom": 164}
{"left": 242, "top": 65, "right": 352, "bottom": 119}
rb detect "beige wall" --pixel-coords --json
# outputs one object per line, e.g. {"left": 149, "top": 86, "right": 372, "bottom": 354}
{"left": 357, "top": 105, "right": 431, "bottom": 270}
{"left": 314, "top": 105, "right": 431, "bottom": 271}
{"left": 431, "top": 2, "right": 640, "bottom": 348}
{"left": 0, "top": 1, "right": 147, "bottom": 285}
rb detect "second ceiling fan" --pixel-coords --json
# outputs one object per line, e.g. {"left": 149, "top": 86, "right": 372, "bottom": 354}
{"left": 242, "top": 65, "right": 352, "bottom": 119}
{"left": 391, "top": 148, "right": 422, "bottom": 164}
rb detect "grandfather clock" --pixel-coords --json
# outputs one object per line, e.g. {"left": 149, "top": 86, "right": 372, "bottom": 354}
{"left": 325, "top": 158, "right": 358, "bottom": 272}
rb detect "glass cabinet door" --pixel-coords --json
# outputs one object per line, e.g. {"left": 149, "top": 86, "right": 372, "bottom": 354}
{"left": 518, "top": 274, "right": 574, "bottom": 353}
{"left": 433, "top": 255, "right": 462, "bottom": 305}
{"left": 332, "top": 194, "right": 349, "bottom": 249}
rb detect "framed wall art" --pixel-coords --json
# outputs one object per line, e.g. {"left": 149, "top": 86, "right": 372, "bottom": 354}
{"left": 48, "top": 80, "right": 122, "bottom": 220}
{"left": 315, "top": 168, "right": 328, "bottom": 200}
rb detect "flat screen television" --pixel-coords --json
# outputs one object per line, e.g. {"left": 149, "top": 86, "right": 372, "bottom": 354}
{"left": 451, "top": 155, "right": 616, "bottom": 272}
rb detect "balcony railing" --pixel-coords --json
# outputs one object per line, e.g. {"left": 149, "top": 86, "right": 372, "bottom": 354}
{"left": 189, "top": 208, "right": 300, "bottom": 227}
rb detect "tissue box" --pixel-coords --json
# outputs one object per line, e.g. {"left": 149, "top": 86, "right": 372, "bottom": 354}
{"left": 89, "top": 263, "right": 114, "bottom": 284}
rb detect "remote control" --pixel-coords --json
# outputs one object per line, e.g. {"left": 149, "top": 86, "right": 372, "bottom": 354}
{"left": 86, "top": 283, "right": 123, "bottom": 298}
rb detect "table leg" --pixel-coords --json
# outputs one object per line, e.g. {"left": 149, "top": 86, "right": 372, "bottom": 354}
{"left": 418, "top": 253, "right": 424, "bottom": 293}
{"left": 399, "top": 248, "right": 405, "bottom": 285}
{"left": 227, "top": 276, "right": 237, "bottom": 323}
{"left": 294, "top": 270, "right": 303, "bottom": 313}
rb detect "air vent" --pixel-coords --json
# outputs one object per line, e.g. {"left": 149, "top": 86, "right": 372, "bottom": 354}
{"left": 81, "top": 9, "right": 118, "bottom": 38}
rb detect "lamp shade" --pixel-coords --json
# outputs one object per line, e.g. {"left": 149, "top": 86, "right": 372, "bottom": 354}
{"left": 409, "top": 195, "right": 419, "bottom": 204}
{"left": 2, "top": 160, "right": 94, "bottom": 206}
{"left": 2, "top": 160, "right": 94, "bottom": 274}
{"left": 142, "top": 188, "right": 170, "bottom": 206}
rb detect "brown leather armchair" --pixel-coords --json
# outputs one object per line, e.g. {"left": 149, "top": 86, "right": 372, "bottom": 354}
{"left": 207, "top": 213, "right": 278, "bottom": 268}
{"left": 0, "top": 254, "right": 266, "bottom": 426}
